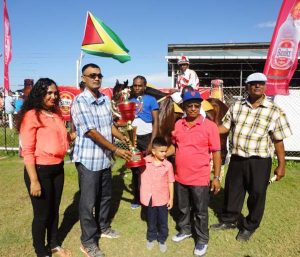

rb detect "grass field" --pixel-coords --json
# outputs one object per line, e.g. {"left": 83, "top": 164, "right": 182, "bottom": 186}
{"left": 0, "top": 154, "right": 299, "bottom": 257}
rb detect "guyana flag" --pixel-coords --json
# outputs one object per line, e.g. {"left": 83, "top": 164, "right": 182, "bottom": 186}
{"left": 81, "top": 12, "right": 131, "bottom": 63}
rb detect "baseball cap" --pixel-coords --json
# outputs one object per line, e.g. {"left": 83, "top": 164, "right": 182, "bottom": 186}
{"left": 178, "top": 56, "right": 189, "bottom": 65}
{"left": 182, "top": 91, "right": 203, "bottom": 103}
{"left": 245, "top": 72, "right": 267, "bottom": 84}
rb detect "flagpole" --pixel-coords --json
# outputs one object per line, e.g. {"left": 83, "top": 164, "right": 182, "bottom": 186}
{"left": 76, "top": 59, "right": 79, "bottom": 88}
{"left": 76, "top": 52, "right": 84, "bottom": 89}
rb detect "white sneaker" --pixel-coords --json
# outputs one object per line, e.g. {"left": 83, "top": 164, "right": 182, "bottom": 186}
{"left": 146, "top": 240, "right": 155, "bottom": 250}
{"left": 193, "top": 243, "right": 208, "bottom": 256}
{"left": 159, "top": 242, "right": 167, "bottom": 253}
{"left": 172, "top": 232, "right": 192, "bottom": 242}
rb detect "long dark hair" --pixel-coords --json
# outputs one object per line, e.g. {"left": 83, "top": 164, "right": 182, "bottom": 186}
{"left": 16, "top": 78, "right": 60, "bottom": 131}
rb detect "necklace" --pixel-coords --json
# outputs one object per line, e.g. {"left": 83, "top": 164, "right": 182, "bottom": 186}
{"left": 42, "top": 110, "right": 54, "bottom": 118}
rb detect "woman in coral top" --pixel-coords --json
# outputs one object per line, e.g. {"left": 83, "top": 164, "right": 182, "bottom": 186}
{"left": 16, "top": 78, "right": 74, "bottom": 257}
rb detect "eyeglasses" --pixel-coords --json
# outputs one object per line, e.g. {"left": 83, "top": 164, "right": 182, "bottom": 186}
{"left": 186, "top": 104, "right": 201, "bottom": 109}
{"left": 83, "top": 73, "right": 103, "bottom": 79}
{"left": 248, "top": 82, "right": 265, "bottom": 86}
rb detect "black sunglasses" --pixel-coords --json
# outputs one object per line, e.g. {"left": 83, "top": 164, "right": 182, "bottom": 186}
{"left": 248, "top": 81, "right": 265, "bottom": 86}
{"left": 83, "top": 73, "right": 103, "bottom": 79}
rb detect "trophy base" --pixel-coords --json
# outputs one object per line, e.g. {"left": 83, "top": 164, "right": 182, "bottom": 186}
{"left": 126, "top": 159, "right": 146, "bottom": 168}
{"left": 125, "top": 152, "right": 146, "bottom": 168}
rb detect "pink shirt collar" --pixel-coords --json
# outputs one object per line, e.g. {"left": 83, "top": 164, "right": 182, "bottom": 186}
{"left": 144, "top": 155, "right": 168, "bottom": 167}
{"left": 182, "top": 115, "right": 204, "bottom": 127}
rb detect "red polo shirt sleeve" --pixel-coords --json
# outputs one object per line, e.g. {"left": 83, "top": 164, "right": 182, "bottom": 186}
{"left": 207, "top": 120, "right": 221, "bottom": 152}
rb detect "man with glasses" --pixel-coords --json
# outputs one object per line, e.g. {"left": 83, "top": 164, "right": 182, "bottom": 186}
{"left": 71, "top": 63, "right": 132, "bottom": 257}
{"left": 211, "top": 72, "right": 292, "bottom": 242}
{"left": 176, "top": 56, "right": 200, "bottom": 92}
{"left": 171, "top": 91, "right": 221, "bottom": 257}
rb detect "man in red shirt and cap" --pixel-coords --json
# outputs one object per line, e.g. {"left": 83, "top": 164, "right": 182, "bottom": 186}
{"left": 171, "top": 91, "right": 221, "bottom": 257}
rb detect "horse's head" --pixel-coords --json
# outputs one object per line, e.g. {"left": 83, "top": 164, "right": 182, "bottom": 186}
{"left": 112, "top": 79, "right": 129, "bottom": 102}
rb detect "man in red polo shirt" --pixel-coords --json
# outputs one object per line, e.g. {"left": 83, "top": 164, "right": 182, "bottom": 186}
{"left": 171, "top": 91, "right": 221, "bottom": 257}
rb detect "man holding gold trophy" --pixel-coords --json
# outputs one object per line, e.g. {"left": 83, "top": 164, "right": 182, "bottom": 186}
{"left": 71, "top": 63, "right": 133, "bottom": 257}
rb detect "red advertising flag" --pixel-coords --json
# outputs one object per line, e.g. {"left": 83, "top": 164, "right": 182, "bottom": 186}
{"left": 58, "top": 86, "right": 113, "bottom": 121}
{"left": 3, "top": 0, "right": 12, "bottom": 92}
{"left": 264, "top": 0, "right": 300, "bottom": 96}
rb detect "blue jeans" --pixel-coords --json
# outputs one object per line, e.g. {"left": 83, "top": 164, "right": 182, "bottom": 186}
{"left": 76, "top": 163, "right": 112, "bottom": 246}
{"left": 146, "top": 199, "right": 168, "bottom": 243}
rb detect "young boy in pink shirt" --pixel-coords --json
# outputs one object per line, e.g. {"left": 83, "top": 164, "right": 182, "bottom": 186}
{"left": 140, "top": 137, "right": 175, "bottom": 253}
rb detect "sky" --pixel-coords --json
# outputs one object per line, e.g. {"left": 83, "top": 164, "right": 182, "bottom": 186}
{"left": 1, "top": 0, "right": 283, "bottom": 91}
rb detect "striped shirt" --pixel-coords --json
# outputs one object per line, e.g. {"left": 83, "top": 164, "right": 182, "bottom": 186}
{"left": 222, "top": 96, "right": 292, "bottom": 158}
{"left": 71, "top": 89, "right": 113, "bottom": 171}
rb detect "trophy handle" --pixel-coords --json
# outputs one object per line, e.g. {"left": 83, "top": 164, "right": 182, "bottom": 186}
{"left": 111, "top": 101, "right": 121, "bottom": 118}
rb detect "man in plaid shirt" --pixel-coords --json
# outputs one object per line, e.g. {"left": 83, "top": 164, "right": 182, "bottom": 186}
{"left": 71, "top": 63, "right": 132, "bottom": 257}
{"left": 211, "top": 72, "right": 292, "bottom": 242}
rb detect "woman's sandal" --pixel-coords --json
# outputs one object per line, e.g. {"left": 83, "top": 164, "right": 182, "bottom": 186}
{"left": 51, "top": 246, "right": 72, "bottom": 257}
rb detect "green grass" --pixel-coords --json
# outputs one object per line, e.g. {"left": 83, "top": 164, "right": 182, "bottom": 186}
{"left": 0, "top": 156, "right": 300, "bottom": 257}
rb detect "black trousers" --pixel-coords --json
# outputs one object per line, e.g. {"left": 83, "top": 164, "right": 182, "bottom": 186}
{"left": 76, "top": 163, "right": 112, "bottom": 246}
{"left": 176, "top": 182, "right": 210, "bottom": 244}
{"left": 221, "top": 155, "right": 272, "bottom": 231}
{"left": 146, "top": 199, "right": 169, "bottom": 243}
{"left": 24, "top": 162, "right": 64, "bottom": 257}
{"left": 131, "top": 133, "right": 152, "bottom": 204}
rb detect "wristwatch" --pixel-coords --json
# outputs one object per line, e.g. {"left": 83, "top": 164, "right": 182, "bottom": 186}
{"left": 214, "top": 176, "right": 221, "bottom": 181}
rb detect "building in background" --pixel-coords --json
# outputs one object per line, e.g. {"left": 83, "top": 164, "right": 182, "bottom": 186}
{"left": 166, "top": 42, "right": 300, "bottom": 89}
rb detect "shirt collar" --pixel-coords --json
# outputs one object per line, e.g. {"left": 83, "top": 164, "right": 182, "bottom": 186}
{"left": 145, "top": 155, "right": 167, "bottom": 167}
{"left": 182, "top": 115, "right": 204, "bottom": 127}
{"left": 83, "top": 88, "right": 106, "bottom": 105}
{"left": 242, "top": 94, "right": 271, "bottom": 108}
{"left": 181, "top": 68, "right": 190, "bottom": 75}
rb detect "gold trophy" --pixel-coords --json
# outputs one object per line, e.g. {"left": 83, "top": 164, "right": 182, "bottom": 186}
{"left": 116, "top": 89, "right": 146, "bottom": 168}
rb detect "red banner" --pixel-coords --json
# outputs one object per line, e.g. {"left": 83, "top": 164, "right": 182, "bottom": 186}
{"left": 3, "top": 0, "right": 12, "bottom": 92}
{"left": 264, "top": 0, "right": 300, "bottom": 96}
{"left": 58, "top": 86, "right": 113, "bottom": 121}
